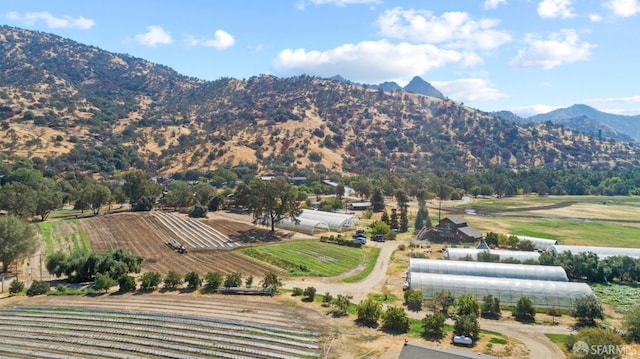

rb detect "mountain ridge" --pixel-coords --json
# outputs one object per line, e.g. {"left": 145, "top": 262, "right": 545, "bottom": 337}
{"left": 0, "top": 25, "right": 638, "bottom": 177}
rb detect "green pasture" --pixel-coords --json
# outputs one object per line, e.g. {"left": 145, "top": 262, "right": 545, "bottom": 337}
{"left": 240, "top": 240, "right": 375, "bottom": 277}
{"left": 591, "top": 283, "right": 640, "bottom": 313}
{"left": 37, "top": 219, "right": 91, "bottom": 256}
{"left": 461, "top": 195, "right": 640, "bottom": 209}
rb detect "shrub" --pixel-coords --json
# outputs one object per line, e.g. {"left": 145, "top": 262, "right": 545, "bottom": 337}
{"left": 203, "top": 271, "right": 223, "bottom": 292}
{"left": 163, "top": 270, "right": 183, "bottom": 290}
{"left": 26, "top": 280, "right": 50, "bottom": 296}
{"left": 406, "top": 290, "right": 424, "bottom": 311}
{"left": 55, "top": 283, "right": 68, "bottom": 293}
{"left": 189, "top": 204, "right": 208, "bottom": 218}
{"left": 245, "top": 275, "right": 253, "bottom": 288}
{"left": 118, "top": 275, "right": 137, "bottom": 292}
{"left": 94, "top": 273, "right": 116, "bottom": 292}
{"left": 139, "top": 271, "right": 162, "bottom": 290}
{"left": 332, "top": 294, "right": 352, "bottom": 316}
{"left": 513, "top": 296, "right": 536, "bottom": 322}
{"left": 223, "top": 272, "right": 242, "bottom": 288}
{"left": 9, "top": 280, "right": 25, "bottom": 295}
{"left": 382, "top": 306, "right": 410, "bottom": 332}
{"left": 303, "top": 286, "right": 316, "bottom": 301}
{"left": 357, "top": 298, "right": 382, "bottom": 326}
{"left": 454, "top": 314, "right": 480, "bottom": 340}
{"left": 422, "top": 312, "right": 446, "bottom": 339}
{"left": 571, "top": 296, "right": 604, "bottom": 327}
{"left": 322, "top": 292, "right": 333, "bottom": 306}
{"left": 184, "top": 271, "right": 202, "bottom": 290}
{"left": 292, "top": 287, "right": 304, "bottom": 296}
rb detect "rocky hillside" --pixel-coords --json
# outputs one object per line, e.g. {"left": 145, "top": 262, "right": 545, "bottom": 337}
{"left": 0, "top": 25, "right": 638, "bottom": 178}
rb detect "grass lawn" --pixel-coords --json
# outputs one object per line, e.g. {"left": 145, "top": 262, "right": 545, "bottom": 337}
{"left": 241, "top": 240, "right": 375, "bottom": 277}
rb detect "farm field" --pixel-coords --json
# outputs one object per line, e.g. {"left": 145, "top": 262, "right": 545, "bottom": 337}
{"left": 79, "top": 211, "right": 283, "bottom": 278}
{"left": 450, "top": 195, "right": 640, "bottom": 246}
{"left": 0, "top": 293, "right": 328, "bottom": 359}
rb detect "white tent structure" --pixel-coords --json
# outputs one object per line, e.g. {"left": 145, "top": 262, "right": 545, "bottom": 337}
{"left": 407, "top": 272, "right": 593, "bottom": 308}
{"left": 274, "top": 217, "right": 330, "bottom": 235}
{"left": 408, "top": 258, "right": 568, "bottom": 281}
{"left": 298, "top": 209, "right": 360, "bottom": 232}
{"left": 514, "top": 235, "right": 558, "bottom": 250}
{"left": 547, "top": 245, "right": 640, "bottom": 259}
{"left": 445, "top": 248, "right": 541, "bottom": 262}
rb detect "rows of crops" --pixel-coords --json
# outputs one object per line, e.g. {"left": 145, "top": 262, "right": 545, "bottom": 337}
{"left": 0, "top": 305, "right": 321, "bottom": 358}
{"left": 153, "top": 212, "right": 241, "bottom": 250}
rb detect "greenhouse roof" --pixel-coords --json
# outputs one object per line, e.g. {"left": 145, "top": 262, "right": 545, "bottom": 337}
{"left": 275, "top": 217, "right": 330, "bottom": 235}
{"left": 408, "top": 258, "right": 568, "bottom": 281}
{"left": 407, "top": 272, "right": 593, "bottom": 308}
{"left": 513, "top": 235, "right": 558, "bottom": 250}
{"left": 298, "top": 209, "right": 360, "bottom": 232}
{"left": 445, "top": 248, "right": 541, "bottom": 262}
{"left": 547, "top": 245, "right": 640, "bottom": 259}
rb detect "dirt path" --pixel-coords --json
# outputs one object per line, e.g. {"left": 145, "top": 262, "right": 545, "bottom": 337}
{"left": 282, "top": 240, "right": 399, "bottom": 303}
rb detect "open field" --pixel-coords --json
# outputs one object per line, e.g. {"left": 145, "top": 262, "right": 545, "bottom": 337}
{"left": 446, "top": 195, "right": 640, "bottom": 246}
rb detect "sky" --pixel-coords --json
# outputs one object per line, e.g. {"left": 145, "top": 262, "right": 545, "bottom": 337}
{"left": 3, "top": 0, "right": 640, "bottom": 117}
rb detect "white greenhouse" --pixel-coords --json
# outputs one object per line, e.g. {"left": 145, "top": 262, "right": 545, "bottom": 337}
{"left": 407, "top": 272, "right": 593, "bottom": 308}
{"left": 408, "top": 258, "right": 568, "bottom": 281}
{"left": 298, "top": 209, "right": 360, "bottom": 232}
{"left": 445, "top": 248, "right": 541, "bottom": 262}
{"left": 514, "top": 235, "right": 558, "bottom": 250}
{"left": 274, "top": 217, "right": 330, "bottom": 235}
{"left": 547, "top": 245, "right": 640, "bottom": 259}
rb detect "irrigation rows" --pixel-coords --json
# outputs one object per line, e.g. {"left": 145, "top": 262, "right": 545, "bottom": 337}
{"left": 0, "top": 305, "right": 321, "bottom": 359}
{"left": 152, "top": 212, "right": 241, "bottom": 250}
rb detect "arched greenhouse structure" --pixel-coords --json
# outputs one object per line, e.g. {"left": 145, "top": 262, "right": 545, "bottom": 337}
{"left": 445, "top": 248, "right": 541, "bottom": 262}
{"left": 407, "top": 272, "right": 593, "bottom": 308}
{"left": 274, "top": 217, "right": 330, "bottom": 235}
{"left": 547, "top": 245, "right": 640, "bottom": 259}
{"left": 408, "top": 258, "right": 568, "bottom": 281}
{"left": 298, "top": 209, "right": 360, "bottom": 232}
{"left": 513, "top": 235, "right": 558, "bottom": 250}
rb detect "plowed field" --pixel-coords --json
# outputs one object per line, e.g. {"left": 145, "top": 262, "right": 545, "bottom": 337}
{"left": 81, "top": 212, "right": 282, "bottom": 277}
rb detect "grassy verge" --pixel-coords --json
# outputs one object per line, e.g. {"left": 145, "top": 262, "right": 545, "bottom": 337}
{"left": 341, "top": 247, "right": 380, "bottom": 283}
{"left": 37, "top": 221, "right": 58, "bottom": 256}
{"left": 71, "top": 219, "right": 92, "bottom": 251}
{"left": 241, "top": 240, "right": 373, "bottom": 277}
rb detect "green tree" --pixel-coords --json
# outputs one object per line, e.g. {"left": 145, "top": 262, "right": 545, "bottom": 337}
{"left": 94, "top": 273, "right": 116, "bottom": 292}
{"left": 382, "top": 306, "right": 410, "bottom": 332}
{"left": 457, "top": 294, "right": 479, "bottom": 317}
{"left": 245, "top": 275, "right": 253, "bottom": 288}
{"left": 189, "top": 204, "right": 208, "bottom": 218}
{"left": 404, "top": 289, "right": 424, "bottom": 311}
{"left": 26, "top": 280, "right": 50, "bottom": 296}
{"left": 433, "top": 290, "right": 456, "bottom": 314}
{"left": 184, "top": 271, "right": 202, "bottom": 290}
{"left": 0, "top": 215, "right": 37, "bottom": 272}
{"left": 0, "top": 183, "right": 37, "bottom": 218}
{"left": 261, "top": 272, "right": 282, "bottom": 292}
{"left": 193, "top": 181, "right": 215, "bottom": 206}
{"left": 370, "top": 187, "right": 385, "bottom": 212}
{"left": 163, "top": 270, "right": 183, "bottom": 290}
{"left": 454, "top": 314, "right": 480, "bottom": 340}
{"left": 390, "top": 208, "right": 399, "bottom": 231}
{"left": 223, "top": 272, "right": 242, "bottom": 287}
{"left": 118, "top": 275, "right": 137, "bottom": 292}
{"left": 322, "top": 292, "right": 333, "bottom": 306}
{"left": 421, "top": 312, "right": 446, "bottom": 339}
{"left": 303, "top": 286, "right": 317, "bottom": 301}
{"left": 572, "top": 296, "right": 604, "bottom": 327}
{"left": 9, "top": 280, "right": 25, "bottom": 294}
{"left": 357, "top": 298, "right": 383, "bottom": 325}
{"left": 481, "top": 294, "right": 501, "bottom": 319}
{"left": 333, "top": 294, "right": 352, "bottom": 316}
{"left": 162, "top": 181, "right": 195, "bottom": 210}
{"left": 335, "top": 183, "right": 345, "bottom": 200}
{"left": 35, "top": 187, "right": 62, "bottom": 221}
{"left": 123, "top": 171, "right": 162, "bottom": 211}
{"left": 247, "top": 177, "right": 301, "bottom": 232}
{"left": 395, "top": 190, "right": 409, "bottom": 233}
{"left": 204, "top": 271, "right": 223, "bottom": 292}
{"left": 139, "top": 271, "right": 162, "bottom": 290}
{"left": 513, "top": 296, "right": 536, "bottom": 322}
{"left": 369, "top": 220, "right": 390, "bottom": 235}
{"left": 88, "top": 183, "right": 112, "bottom": 215}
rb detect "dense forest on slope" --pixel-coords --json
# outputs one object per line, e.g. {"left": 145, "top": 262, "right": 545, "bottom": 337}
{"left": 1, "top": 25, "right": 639, "bottom": 180}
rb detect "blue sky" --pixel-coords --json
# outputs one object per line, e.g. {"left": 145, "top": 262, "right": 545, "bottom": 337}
{"left": 3, "top": 0, "right": 640, "bottom": 117}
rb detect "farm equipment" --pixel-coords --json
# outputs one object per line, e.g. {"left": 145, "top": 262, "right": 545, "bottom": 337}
{"left": 167, "top": 238, "right": 187, "bottom": 254}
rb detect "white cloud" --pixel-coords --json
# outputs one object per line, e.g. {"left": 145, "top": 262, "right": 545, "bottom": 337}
{"left": 511, "top": 104, "right": 562, "bottom": 117}
{"left": 605, "top": 0, "right": 640, "bottom": 17}
{"left": 432, "top": 78, "right": 507, "bottom": 102}
{"left": 484, "top": 0, "right": 507, "bottom": 10}
{"left": 273, "top": 40, "right": 463, "bottom": 83}
{"left": 509, "top": 29, "right": 594, "bottom": 69}
{"left": 589, "top": 13, "right": 603, "bottom": 22}
{"left": 376, "top": 8, "right": 512, "bottom": 51}
{"left": 134, "top": 26, "right": 172, "bottom": 47}
{"left": 537, "top": 0, "right": 576, "bottom": 19}
{"left": 202, "top": 30, "right": 235, "bottom": 50}
{"left": 7, "top": 11, "right": 94, "bottom": 29}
